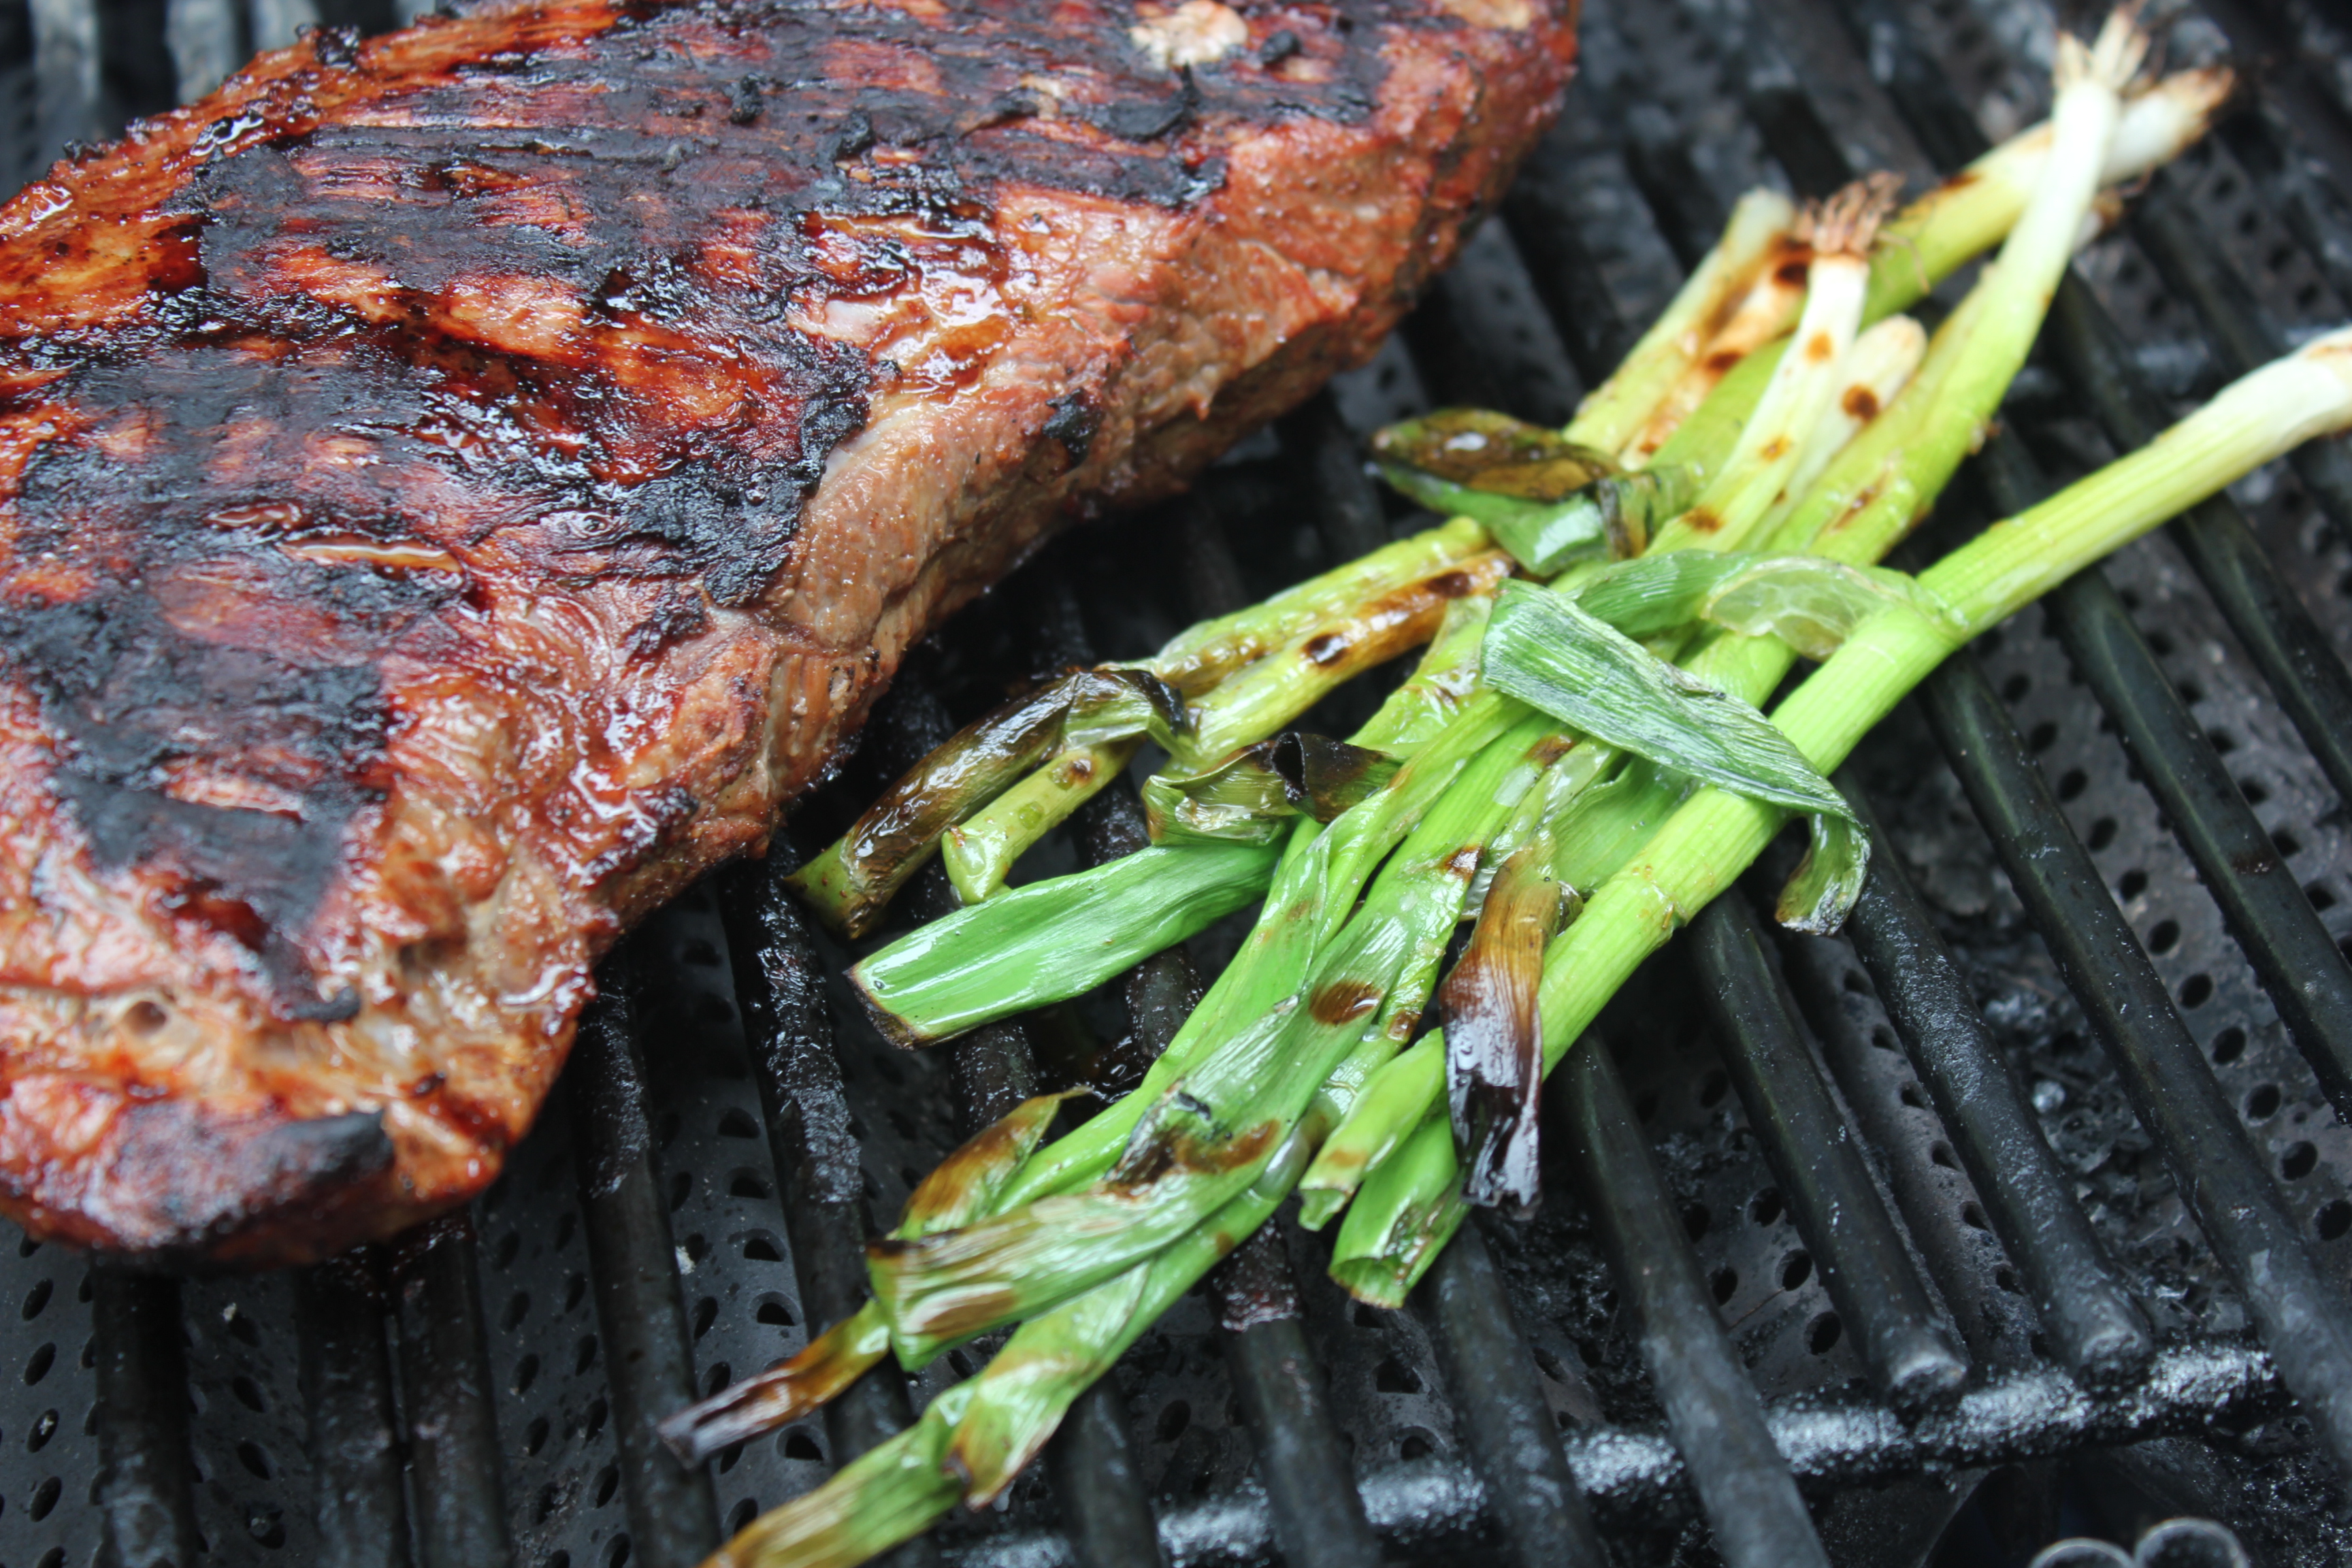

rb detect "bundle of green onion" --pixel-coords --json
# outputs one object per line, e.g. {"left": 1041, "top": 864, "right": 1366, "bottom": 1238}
{"left": 665, "top": 20, "right": 2352, "bottom": 1567}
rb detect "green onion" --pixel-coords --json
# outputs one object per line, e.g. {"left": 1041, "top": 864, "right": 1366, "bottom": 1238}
{"left": 850, "top": 840, "right": 1279, "bottom": 1047}
{"left": 1647, "top": 174, "right": 1899, "bottom": 554}
{"left": 690, "top": 33, "right": 2262, "bottom": 1562}
{"left": 1327, "top": 321, "right": 2352, "bottom": 1297}
{"left": 1318, "top": 12, "right": 2163, "bottom": 1230}
{"left": 1625, "top": 61, "right": 2228, "bottom": 480}
{"left": 1147, "top": 517, "right": 1492, "bottom": 696}
{"left": 1565, "top": 188, "right": 1798, "bottom": 456}
{"left": 865, "top": 713, "right": 1552, "bottom": 1362}
{"left": 791, "top": 668, "right": 1183, "bottom": 937}
{"left": 1482, "top": 581, "right": 1855, "bottom": 820}
{"left": 1160, "top": 549, "right": 1512, "bottom": 776}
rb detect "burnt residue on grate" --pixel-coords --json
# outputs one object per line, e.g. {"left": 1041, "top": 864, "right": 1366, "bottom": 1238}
{"left": 12, "top": 0, "right": 2352, "bottom": 1562}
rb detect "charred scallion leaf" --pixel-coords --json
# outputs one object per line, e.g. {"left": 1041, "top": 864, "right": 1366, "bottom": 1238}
{"left": 657, "top": 1302, "right": 892, "bottom": 1467}
{"left": 791, "top": 668, "right": 1184, "bottom": 938}
{"left": 1373, "top": 409, "right": 1697, "bottom": 572}
{"left": 1574, "top": 551, "right": 1935, "bottom": 657}
{"left": 1481, "top": 581, "right": 1854, "bottom": 822}
{"left": 1779, "top": 808, "right": 1872, "bottom": 935}
{"left": 1143, "top": 733, "right": 1400, "bottom": 845}
{"left": 1442, "top": 843, "right": 1571, "bottom": 1213}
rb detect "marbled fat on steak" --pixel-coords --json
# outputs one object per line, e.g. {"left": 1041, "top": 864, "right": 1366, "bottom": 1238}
{"left": 0, "top": 0, "right": 1575, "bottom": 1264}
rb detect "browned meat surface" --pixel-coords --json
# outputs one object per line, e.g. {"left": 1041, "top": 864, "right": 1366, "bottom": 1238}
{"left": 0, "top": 0, "right": 1574, "bottom": 1265}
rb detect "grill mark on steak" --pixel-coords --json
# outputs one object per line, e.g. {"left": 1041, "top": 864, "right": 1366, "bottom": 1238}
{"left": 0, "top": 0, "right": 1574, "bottom": 1263}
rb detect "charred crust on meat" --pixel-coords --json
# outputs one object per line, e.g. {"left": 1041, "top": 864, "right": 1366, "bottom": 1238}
{"left": 624, "top": 583, "right": 715, "bottom": 660}
{"left": 726, "top": 74, "right": 767, "bottom": 125}
{"left": 1044, "top": 391, "right": 1102, "bottom": 466}
{"left": 0, "top": 0, "right": 1578, "bottom": 1262}
{"left": 304, "top": 22, "right": 362, "bottom": 68}
{"left": 1095, "top": 67, "right": 1201, "bottom": 142}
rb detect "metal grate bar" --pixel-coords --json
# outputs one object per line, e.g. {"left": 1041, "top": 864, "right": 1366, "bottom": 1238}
{"left": 2218, "top": 108, "right": 2352, "bottom": 310}
{"left": 1548, "top": 1035, "right": 1834, "bottom": 1568}
{"left": 1042, "top": 1384, "right": 1163, "bottom": 1568}
{"left": 1970, "top": 431, "right": 2352, "bottom": 1121}
{"left": 1769, "top": 912, "right": 2043, "bottom": 1371}
{"left": 1688, "top": 896, "right": 1970, "bottom": 1414}
{"left": 92, "top": 1269, "right": 201, "bottom": 1568}
{"left": 1918, "top": 648, "right": 2352, "bottom": 1475}
{"left": 2195, "top": 0, "right": 2352, "bottom": 195}
{"left": 391, "top": 1219, "right": 514, "bottom": 1567}
{"left": 1211, "top": 1230, "right": 1382, "bottom": 1568}
{"left": 1281, "top": 393, "right": 1390, "bottom": 566}
{"left": 295, "top": 1257, "right": 414, "bottom": 1568}
{"left": 1047, "top": 743, "right": 1180, "bottom": 1568}
{"left": 2131, "top": 172, "right": 2352, "bottom": 547}
{"left": 27, "top": 0, "right": 96, "bottom": 161}
{"left": 569, "top": 967, "right": 722, "bottom": 1568}
{"left": 959, "top": 1332, "right": 2289, "bottom": 1565}
{"left": 1830, "top": 0, "right": 2352, "bottom": 814}
{"left": 1143, "top": 505, "right": 1383, "bottom": 1568}
{"left": 164, "top": 0, "right": 241, "bottom": 104}
{"left": 714, "top": 853, "right": 936, "bottom": 1543}
{"left": 2044, "top": 274, "right": 2352, "bottom": 811}
{"left": 1382, "top": 94, "right": 1898, "bottom": 1563}
{"left": 1409, "top": 1226, "right": 1609, "bottom": 1568}
{"left": 1619, "top": 121, "right": 1729, "bottom": 272}
{"left": 1831, "top": 780, "right": 2155, "bottom": 1390}
{"left": 1500, "top": 127, "right": 1644, "bottom": 387}
{"left": 885, "top": 683, "right": 1048, "bottom": 1133}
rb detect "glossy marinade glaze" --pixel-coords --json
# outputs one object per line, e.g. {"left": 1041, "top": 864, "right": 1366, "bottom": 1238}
{"left": 0, "top": 0, "right": 1574, "bottom": 1264}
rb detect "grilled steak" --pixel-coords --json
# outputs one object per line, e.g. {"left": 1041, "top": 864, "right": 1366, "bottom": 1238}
{"left": 0, "top": 0, "right": 1574, "bottom": 1264}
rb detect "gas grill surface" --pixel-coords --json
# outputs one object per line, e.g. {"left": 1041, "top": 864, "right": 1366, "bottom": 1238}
{"left": 7, "top": 0, "right": 2352, "bottom": 1564}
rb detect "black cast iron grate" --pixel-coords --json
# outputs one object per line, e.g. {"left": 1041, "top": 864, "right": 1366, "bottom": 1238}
{"left": 6, "top": 0, "right": 2352, "bottom": 1563}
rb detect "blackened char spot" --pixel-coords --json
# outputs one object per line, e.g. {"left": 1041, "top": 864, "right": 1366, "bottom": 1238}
{"left": 830, "top": 108, "right": 876, "bottom": 163}
{"left": 1044, "top": 391, "right": 1101, "bottom": 466}
{"left": 1259, "top": 29, "right": 1303, "bottom": 64}
{"left": 606, "top": 464, "right": 804, "bottom": 608}
{"left": 728, "top": 75, "right": 766, "bottom": 125}
{"left": 1096, "top": 70, "right": 1200, "bottom": 142}
{"left": 624, "top": 585, "right": 714, "bottom": 660}
{"left": 307, "top": 23, "right": 360, "bottom": 68}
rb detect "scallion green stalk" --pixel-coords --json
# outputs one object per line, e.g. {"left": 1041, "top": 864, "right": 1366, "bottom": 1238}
{"left": 1326, "top": 323, "right": 2352, "bottom": 1297}
{"left": 1647, "top": 176, "right": 1897, "bottom": 553}
{"left": 1624, "top": 62, "right": 2228, "bottom": 481}
{"left": 1564, "top": 189, "right": 1798, "bottom": 455}
{"left": 1313, "top": 22, "right": 2153, "bottom": 1230}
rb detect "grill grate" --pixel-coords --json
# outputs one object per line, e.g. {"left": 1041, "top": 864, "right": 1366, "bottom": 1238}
{"left": 7, "top": 0, "right": 2352, "bottom": 1562}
